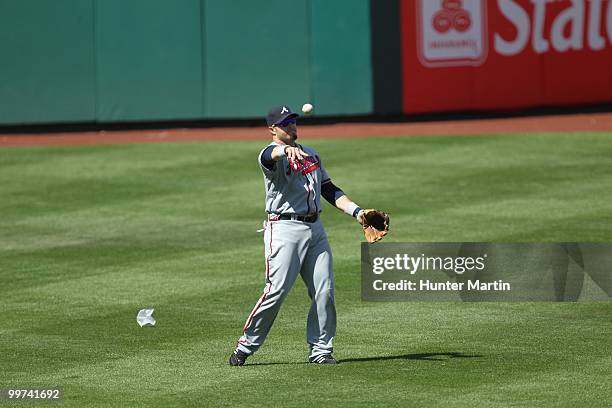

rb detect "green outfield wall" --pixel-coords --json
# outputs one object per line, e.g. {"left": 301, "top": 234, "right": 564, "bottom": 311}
{"left": 0, "top": 0, "right": 372, "bottom": 125}
{"left": 0, "top": 0, "right": 96, "bottom": 124}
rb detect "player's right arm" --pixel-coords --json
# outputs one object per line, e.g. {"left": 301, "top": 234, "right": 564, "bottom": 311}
{"left": 261, "top": 145, "right": 308, "bottom": 170}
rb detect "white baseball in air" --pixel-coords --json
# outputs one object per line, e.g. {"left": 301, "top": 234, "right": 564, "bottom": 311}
{"left": 301, "top": 103, "right": 313, "bottom": 114}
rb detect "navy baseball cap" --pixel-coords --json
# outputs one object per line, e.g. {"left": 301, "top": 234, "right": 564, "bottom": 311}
{"left": 266, "top": 105, "right": 299, "bottom": 127}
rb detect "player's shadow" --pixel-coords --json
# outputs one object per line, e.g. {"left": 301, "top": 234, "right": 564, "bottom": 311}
{"left": 248, "top": 352, "right": 481, "bottom": 366}
{"left": 339, "top": 351, "right": 482, "bottom": 363}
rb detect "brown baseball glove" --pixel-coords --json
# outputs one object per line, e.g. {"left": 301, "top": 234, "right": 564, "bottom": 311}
{"left": 358, "top": 209, "right": 390, "bottom": 243}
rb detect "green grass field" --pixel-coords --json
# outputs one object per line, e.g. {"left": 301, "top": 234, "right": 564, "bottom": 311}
{"left": 1, "top": 133, "right": 611, "bottom": 407}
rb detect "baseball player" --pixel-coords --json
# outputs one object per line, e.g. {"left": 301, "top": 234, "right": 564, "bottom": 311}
{"left": 229, "top": 105, "right": 388, "bottom": 366}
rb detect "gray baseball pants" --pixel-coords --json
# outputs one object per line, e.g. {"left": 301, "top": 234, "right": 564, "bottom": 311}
{"left": 236, "top": 218, "right": 336, "bottom": 360}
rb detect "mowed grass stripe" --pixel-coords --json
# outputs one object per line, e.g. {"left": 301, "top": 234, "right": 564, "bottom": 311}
{"left": 1, "top": 133, "right": 611, "bottom": 407}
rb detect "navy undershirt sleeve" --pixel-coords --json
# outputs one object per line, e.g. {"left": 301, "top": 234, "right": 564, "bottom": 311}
{"left": 321, "top": 179, "right": 345, "bottom": 206}
{"left": 260, "top": 145, "right": 276, "bottom": 171}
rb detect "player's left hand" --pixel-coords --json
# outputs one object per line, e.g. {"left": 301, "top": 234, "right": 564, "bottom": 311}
{"left": 357, "top": 209, "right": 390, "bottom": 243}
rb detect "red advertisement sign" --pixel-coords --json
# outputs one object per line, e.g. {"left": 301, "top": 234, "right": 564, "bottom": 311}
{"left": 400, "top": 0, "right": 612, "bottom": 113}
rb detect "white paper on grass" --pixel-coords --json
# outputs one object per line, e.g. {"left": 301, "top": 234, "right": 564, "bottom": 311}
{"left": 137, "top": 308, "right": 156, "bottom": 327}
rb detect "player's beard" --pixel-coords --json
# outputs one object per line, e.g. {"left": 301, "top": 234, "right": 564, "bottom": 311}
{"left": 275, "top": 128, "right": 298, "bottom": 145}
{"left": 285, "top": 131, "right": 298, "bottom": 144}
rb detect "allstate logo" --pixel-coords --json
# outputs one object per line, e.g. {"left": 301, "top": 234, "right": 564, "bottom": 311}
{"left": 418, "top": 0, "right": 488, "bottom": 67}
{"left": 433, "top": 0, "right": 472, "bottom": 33}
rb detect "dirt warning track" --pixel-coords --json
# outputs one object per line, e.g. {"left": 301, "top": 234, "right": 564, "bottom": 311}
{"left": 1, "top": 112, "right": 611, "bottom": 148}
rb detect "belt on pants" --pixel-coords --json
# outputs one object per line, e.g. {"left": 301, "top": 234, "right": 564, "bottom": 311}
{"left": 268, "top": 213, "right": 319, "bottom": 223}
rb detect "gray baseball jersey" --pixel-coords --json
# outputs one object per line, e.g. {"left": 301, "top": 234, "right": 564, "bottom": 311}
{"left": 258, "top": 142, "right": 330, "bottom": 215}
{"left": 235, "top": 142, "right": 336, "bottom": 361}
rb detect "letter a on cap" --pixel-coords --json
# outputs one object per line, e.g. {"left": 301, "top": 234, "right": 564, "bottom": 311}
{"left": 281, "top": 106, "right": 289, "bottom": 114}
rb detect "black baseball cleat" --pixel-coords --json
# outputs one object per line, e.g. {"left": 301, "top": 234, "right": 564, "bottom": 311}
{"left": 309, "top": 354, "right": 338, "bottom": 364}
{"left": 229, "top": 350, "right": 249, "bottom": 366}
